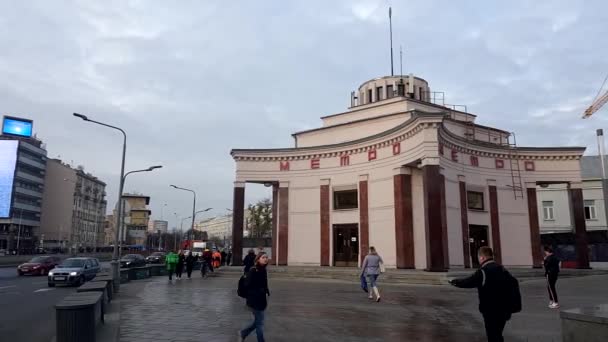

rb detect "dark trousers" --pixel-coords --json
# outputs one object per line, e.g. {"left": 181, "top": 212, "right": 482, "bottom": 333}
{"left": 547, "top": 273, "right": 558, "bottom": 303}
{"left": 168, "top": 268, "right": 175, "bottom": 280}
{"left": 240, "top": 309, "right": 265, "bottom": 342}
{"left": 176, "top": 264, "right": 184, "bottom": 278}
{"left": 482, "top": 313, "right": 507, "bottom": 342}
{"left": 186, "top": 265, "right": 193, "bottom": 278}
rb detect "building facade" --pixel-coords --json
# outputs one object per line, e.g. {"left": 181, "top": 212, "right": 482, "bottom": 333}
{"left": 120, "top": 194, "right": 151, "bottom": 246}
{"left": 104, "top": 214, "right": 115, "bottom": 246}
{"left": 230, "top": 74, "right": 589, "bottom": 270}
{"left": 0, "top": 135, "right": 47, "bottom": 253}
{"left": 537, "top": 156, "right": 608, "bottom": 262}
{"left": 39, "top": 160, "right": 107, "bottom": 251}
{"left": 148, "top": 220, "right": 168, "bottom": 234}
{"left": 195, "top": 214, "right": 234, "bottom": 240}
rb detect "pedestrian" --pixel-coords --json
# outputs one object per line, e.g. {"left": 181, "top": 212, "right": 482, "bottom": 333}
{"left": 238, "top": 252, "right": 270, "bottom": 342}
{"left": 361, "top": 246, "right": 384, "bottom": 302}
{"left": 449, "top": 246, "right": 514, "bottom": 342}
{"left": 176, "top": 250, "right": 185, "bottom": 279}
{"left": 243, "top": 249, "right": 256, "bottom": 274}
{"left": 201, "top": 248, "right": 213, "bottom": 277}
{"left": 185, "top": 251, "right": 197, "bottom": 279}
{"left": 544, "top": 245, "right": 560, "bottom": 309}
{"left": 212, "top": 249, "right": 222, "bottom": 269}
{"left": 165, "top": 250, "right": 178, "bottom": 281}
{"left": 221, "top": 250, "right": 227, "bottom": 266}
{"left": 227, "top": 250, "right": 233, "bottom": 266}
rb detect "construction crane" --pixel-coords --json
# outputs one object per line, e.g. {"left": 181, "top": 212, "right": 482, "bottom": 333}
{"left": 583, "top": 74, "right": 608, "bottom": 118}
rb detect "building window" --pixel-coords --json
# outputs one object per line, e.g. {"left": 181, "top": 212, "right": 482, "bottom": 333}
{"left": 584, "top": 200, "right": 597, "bottom": 220}
{"left": 397, "top": 83, "right": 405, "bottom": 96}
{"left": 367, "top": 89, "right": 373, "bottom": 103}
{"left": 333, "top": 189, "right": 358, "bottom": 210}
{"left": 376, "top": 86, "right": 383, "bottom": 101}
{"left": 542, "top": 201, "right": 554, "bottom": 220}
{"left": 467, "top": 191, "right": 484, "bottom": 210}
{"left": 387, "top": 85, "right": 394, "bottom": 98}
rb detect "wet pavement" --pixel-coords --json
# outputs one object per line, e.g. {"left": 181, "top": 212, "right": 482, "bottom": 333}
{"left": 117, "top": 271, "right": 608, "bottom": 342}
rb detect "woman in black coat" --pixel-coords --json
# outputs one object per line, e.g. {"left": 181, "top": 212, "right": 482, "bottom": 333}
{"left": 175, "top": 250, "right": 185, "bottom": 279}
{"left": 185, "top": 252, "right": 197, "bottom": 279}
{"left": 238, "top": 252, "right": 270, "bottom": 342}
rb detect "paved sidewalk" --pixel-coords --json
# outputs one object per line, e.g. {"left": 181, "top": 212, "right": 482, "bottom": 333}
{"left": 117, "top": 272, "right": 608, "bottom": 342}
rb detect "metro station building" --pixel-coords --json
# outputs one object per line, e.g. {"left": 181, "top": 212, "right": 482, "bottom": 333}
{"left": 230, "top": 75, "right": 590, "bottom": 270}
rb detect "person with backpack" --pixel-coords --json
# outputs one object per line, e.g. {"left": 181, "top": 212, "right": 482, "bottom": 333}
{"left": 449, "top": 246, "right": 520, "bottom": 342}
{"left": 165, "top": 250, "right": 178, "bottom": 281}
{"left": 243, "top": 249, "right": 256, "bottom": 274}
{"left": 543, "top": 245, "right": 560, "bottom": 309}
{"left": 238, "top": 252, "right": 270, "bottom": 342}
{"left": 361, "top": 246, "right": 384, "bottom": 302}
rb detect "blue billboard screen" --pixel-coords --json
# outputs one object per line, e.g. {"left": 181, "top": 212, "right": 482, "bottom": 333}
{"left": 2, "top": 117, "right": 33, "bottom": 138}
{"left": 0, "top": 140, "right": 18, "bottom": 218}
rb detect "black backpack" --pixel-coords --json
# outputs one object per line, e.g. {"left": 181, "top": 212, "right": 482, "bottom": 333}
{"left": 237, "top": 274, "right": 248, "bottom": 298}
{"left": 504, "top": 270, "right": 522, "bottom": 314}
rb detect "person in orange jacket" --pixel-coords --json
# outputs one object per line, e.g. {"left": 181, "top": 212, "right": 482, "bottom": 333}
{"left": 212, "top": 249, "right": 222, "bottom": 269}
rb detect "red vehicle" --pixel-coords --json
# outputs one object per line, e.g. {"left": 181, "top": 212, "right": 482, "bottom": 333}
{"left": 17, "top": 256, "right": 61, "bottom": 276}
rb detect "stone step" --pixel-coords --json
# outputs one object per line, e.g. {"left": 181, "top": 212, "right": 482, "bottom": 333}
{"left": 216, "top": 265, "right": 608, "bottom": 286}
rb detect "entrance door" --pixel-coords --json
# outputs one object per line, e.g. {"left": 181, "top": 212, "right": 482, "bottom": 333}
{"left": 333, "top": 224, "right": 359, "bottom": 267}
{"left": 469, "top": 225, "right": 489, "bottom": 268}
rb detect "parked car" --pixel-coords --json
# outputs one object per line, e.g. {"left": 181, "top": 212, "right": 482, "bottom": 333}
{"left": 18, "top": 256, "right": 61, "bottom": 276}
{"left": 120, "top": 254, "right": 146, "bottom": 268}
{"left": 145, "top": 252, "right": 166, "bottom": 264}
{"left": 48, "top": 257, "right": 100, "bottom": 287}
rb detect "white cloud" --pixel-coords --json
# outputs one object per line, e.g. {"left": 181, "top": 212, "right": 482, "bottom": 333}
{"left": 0, "top": 0, "right": 607, "bottom": 229}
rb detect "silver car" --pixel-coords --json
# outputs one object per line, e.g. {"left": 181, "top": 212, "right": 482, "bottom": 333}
{"left": 48, "top": 257, "right": 100, "bottom": 287}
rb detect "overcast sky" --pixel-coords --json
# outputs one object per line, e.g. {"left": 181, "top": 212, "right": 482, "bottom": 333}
{"left": 1, "top": 0, "right": 607, "bottom": 230}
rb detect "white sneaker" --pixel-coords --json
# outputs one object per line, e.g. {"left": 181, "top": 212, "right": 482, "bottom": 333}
{"left": 548, "top": 301, "right": 554, "bottom": 308}
{"left": 549, "top": 303, "right": 560, "bottom": 309}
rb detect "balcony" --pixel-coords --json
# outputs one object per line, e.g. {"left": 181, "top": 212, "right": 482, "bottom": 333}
{"left": 17, "top": 155, "right": 46, "bottom": 170}
{"left": 18, "top": 141, "right": 47, "bottom": 156}
{"left": 13, "top": 202, "right": 41, "bottom": 213}
{"left": 15, "top": 186, "right": 43, "bottom": 198}
{"left": 16, "top": 171, "right": 44, "bottom": 184}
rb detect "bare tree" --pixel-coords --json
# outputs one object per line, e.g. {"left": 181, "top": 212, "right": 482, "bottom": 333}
{"left": 246, "top": 198, "right": 273, "bottom": 238}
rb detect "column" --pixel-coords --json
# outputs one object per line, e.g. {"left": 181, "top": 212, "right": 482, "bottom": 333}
{"left": 271, "top": 183, "right": 279, "bottom": 265}
{"left": 393, "top": 167, "right": 415, "bottom": 268}
{"left": 320, "top": 179, "right": 330, "bottom": 266}
{"left": 525, "top": 183, "right": 543, "bottom": 268}
{"left": 231, "top": 182, "right": 245, "bottom": 266}
{"left": 359, "top": 175, "right": 370, "bottom": 263}
{"left": 422, "top": 159, "right": 448, "bottom": 271}
{"left": 488, "top": 180, "right": 502, "bottom": 264}
{"left": 458, "top": 175, "right": 471, "bottom": 268}
{"left": 440, "top": 171, "right": 449, "bottom": 268}
{"left": 277, "top": 182, "right": 289, "bottom": 266}
{"left": 569, "top": 183, "right": 591, "bottom": 269}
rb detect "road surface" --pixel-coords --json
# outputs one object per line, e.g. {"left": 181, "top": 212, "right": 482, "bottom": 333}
{"left": 0, "top": 262, "right": 110, "bottom": 342}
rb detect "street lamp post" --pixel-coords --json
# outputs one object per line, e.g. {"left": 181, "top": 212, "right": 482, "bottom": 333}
{"left": 170, "top": 185, "right": 197, "bottom": 242}
{"left": 73, "top": 113, "right": 126, "bottom": 293}
{"left": 120, "top": 166, "right": 162, "bottom": 257}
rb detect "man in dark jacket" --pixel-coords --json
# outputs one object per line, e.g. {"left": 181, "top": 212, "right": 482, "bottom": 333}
{"left": 449, "top": 246, "right": 511, "bottom": 342}
{"left": 243, "top": 249, "right": 256, "bottom": 274}
{"left": 543, "top": 245, "right": 560, "bottom": 309}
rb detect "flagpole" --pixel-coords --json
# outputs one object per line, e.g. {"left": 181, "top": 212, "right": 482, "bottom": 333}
{"left": 389, "top": 7, "right": 394, "bottom": 76}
